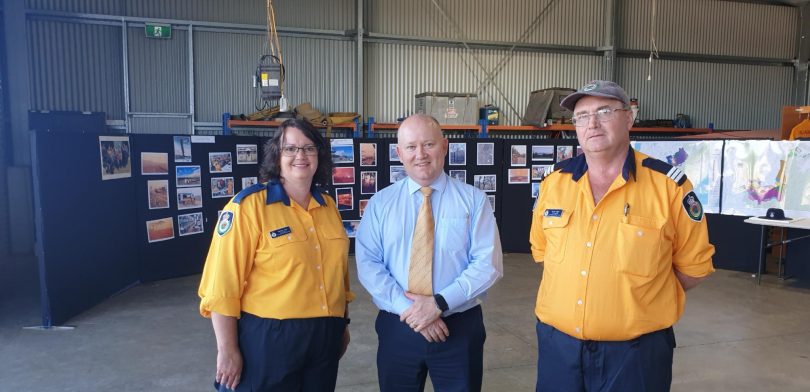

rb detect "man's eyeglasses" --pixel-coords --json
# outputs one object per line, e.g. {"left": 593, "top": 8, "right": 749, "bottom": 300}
{"left": 571, "top": 107, "right": 629, "bottom": 127}
{"left": 281, "top": 145, "right": 319, "bottom": 156}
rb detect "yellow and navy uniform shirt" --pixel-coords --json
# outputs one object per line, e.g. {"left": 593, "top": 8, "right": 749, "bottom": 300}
{"left": 530, "top": 148, "right": 715, "bottom": 341}
{"left": 198, "top": 180, "right": 355, "bottom": 320}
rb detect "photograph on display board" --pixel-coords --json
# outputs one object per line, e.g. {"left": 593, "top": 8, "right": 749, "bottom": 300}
{"left": 176, "top": 165, "right": 201, "bottom": 187}
{"left": 209, "top": 152, "right": 233, "bottom": 173}
{"left": 487, "top": 195, "right": 496, "bottom": 212}
{"left": 242, "top": 176, "right": 258, "bottom": 190}
{"left": 211, "top": 177, "right": 235, "bottom": 198}
{"left": 173, "top": 136, "right": 192, "bottom": 162}
{"left": 360, "top": 143, "right": 377, "bottom": 166}
{"left": 146, "top": 217, "right": 174, "bottom": 243}
{"left": 389, "top": 144, "right": 401, "bottom": 162}
{"left": 332, "top": 167, "right": 356, "bottom": 185}
{"left": 99, "top": 135, "right": 131, "bottom": 180}
{"left": 449, "top": 143, "right": 467, "bottom": 165}
{"left": 532, "top": 182, "right": 540, "bottom": 198}
{"left": 557, "top": 145, "right": 574, "bottom": 161}
{"left": 236, "top": 144, "right": 258, "bottom": 165}
{"left": 342, "top": 220, "right": 360, "bottom": 238}
{"left": 361, "top": 171, "right": 378, "bottom": 195}
{"left": 390, "top": 166, "right": 407, "bottom": 183}
{"left": 331, "top": 139, "right": 355, "bottom": 164}
{"left": 477, "top": 143, "right": 494, "bottom": 166}
{"left": 178, "top": 212, "right": 204, "bottom": 237}
{"left": 576, "top": 146, "right": 583, "bottom": 157}
{"left": 359, "top": 199, "right": 369, "bottom": 217}
{"left": 141, "top": 152, "right": 169, "bottom": 175}
{"left": 532, "top": 145, "right": 554, "bottom": 161}
{"left": 177, "top": 187, "right": 203, "bottom": 210}
{"left": 335, "top": 188, "right": 354, "bottom": 211}
{"left": 532, "top": 164, "right": 552, "bottom": 181}
{"left": 147, "top": 180, "right": 170, "bottom": 210}
{"left": 508, "top": 168, "right": 530, "bottom": 184}
{"left": 449, "top": 170, "right": 467, "bottom": 183}
{"left": 511, "top": 145, "right": 527, "bottom": 166}
{"left": 474, "top": 174, "right": 497, "bottom": 192}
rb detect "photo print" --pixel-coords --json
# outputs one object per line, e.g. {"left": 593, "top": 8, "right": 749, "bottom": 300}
{"left": 449, "top": 143, "right": 467, "bottom": 165}
{"left": 361, "top": 171, "right": 378, "bottom": 195}
{"left": 531, "top": 145, "right": 554, "bottom": 161}
{"left": 176, "top": 165, "right": 201, "bottom": 187}
{"left": 508, "top": 168, "right": 531, "bottom": 184}
{"left": 242, "top": 176, "right": 258, "bottom": 190}
{"left": 177, "top": 187, "right": 203, "bottom": 210}
{"left": 477, "top": 143, "right": 494, "bottom": 166}
{"left": 532, "top": 182, "right": 540, "bottom": 199}
{"left": 335, "top": 187, "right": 354, "bottom": 211}
{"left": 209, "top": 152, "right": 233, "bottom": 173}
{"left": 147, "top": 180, "right": 170, "bottom": 210}
{"left": 178, "top": 212, "right": 204, "bottom": 236}
{"left": 146, "top": 217, "right": 175, "bottom": 243}
{"left": 531, "top": 164, "right": 552, "bottom": 181}
{"left": 141, "top": 152, "right": 169, "bottom": 175}
{"left": 99, "top": 135, "right": 131, "bottom": 180}
{"left": 236, "top": 144, "right": 258, "bottom": 165}
{"left": 449, "top": 170, "right": 467, "bottom": 183}
{"left": 389, "top": 144, "right": 401, "bottom": 162}
{"left": 511, "top": 145, "right": 527, "bottom": 166}
{"left": 173, "top": 136, "right": 192, "bottom": 162}
{"left": 390, "top": 166, "right": 407, "bottom": 183}
{"left": 332, "top": 167, "right": 356, "bottom": 185}
{"left": 474, "top": 174, "right": 497, "bottom": 192}
{"left": 331, "top": 139, "right": 354, "bottom": 164}
{"left": 342, "top": 220, "right": 360, "bottom": 238}
{"left": 211, "top": 177, "right": 235, "bottom": 198}
{"left": 360, "top": 143, "right": 377, "bottom": 166}
{"left": 359, "top": 199, "right": 369, "bottom": 217}
{"left": 487, "top": 195, "right": 496, "bottom": 213}
{"left": 556, "top": 145, "right": 574, "bottom": 161}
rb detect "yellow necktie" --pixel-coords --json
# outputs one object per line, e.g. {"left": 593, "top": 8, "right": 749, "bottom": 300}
{"left": 408, "top": 186, "right": 434, "bottom": 296}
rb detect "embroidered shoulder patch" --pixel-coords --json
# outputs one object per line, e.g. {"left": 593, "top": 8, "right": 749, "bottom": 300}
{"left": 682, "top": 191, "right": 703, "bottom": 222}
{"left": 217, "top": 211, "right": 234, "bottom": 236}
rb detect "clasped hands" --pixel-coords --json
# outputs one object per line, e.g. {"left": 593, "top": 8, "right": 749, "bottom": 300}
{"left": 400, "top": 292, "right": 450, "bottom": 342}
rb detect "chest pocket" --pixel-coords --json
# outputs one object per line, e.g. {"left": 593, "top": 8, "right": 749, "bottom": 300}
{"left": 615, "top": 215, "right": 663, "bottom": 277}
{"left": 319, "top": 221, "right": 350, "bottom": 257}
{"left": 437, "top": 216, "right": 470, "bottom": 251}
{"left": 542, "top": 211, "right": 571, "bottom": 264}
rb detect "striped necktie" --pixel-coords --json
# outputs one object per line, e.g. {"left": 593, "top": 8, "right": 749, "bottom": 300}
{"left": 408, "top": 186, "right": 434, "bottom": 295}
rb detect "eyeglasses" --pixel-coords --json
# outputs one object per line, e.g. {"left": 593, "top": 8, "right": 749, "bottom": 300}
{"left": 281, "top": 145, "right": 318, "bottom": 156}
{"left": 571, "top": 107, "right": 629, "bottom": 127}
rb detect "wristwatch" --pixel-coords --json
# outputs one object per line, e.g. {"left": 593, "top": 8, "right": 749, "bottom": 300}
{"left": 434, "top": 294, "right": 449, "bottom": 312}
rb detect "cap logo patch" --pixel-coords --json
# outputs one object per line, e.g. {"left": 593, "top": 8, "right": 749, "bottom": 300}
{"left": 682, "top": 191, "right": 704, "bottom": 222}
{"left": 582, "top": 83, "right": 598, "bottom": 92}
{"left": 217, "top": 211, "right": 234, "bottom": 236}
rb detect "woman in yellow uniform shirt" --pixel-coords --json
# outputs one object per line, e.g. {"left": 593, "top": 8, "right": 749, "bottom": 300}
{"left": 199, "top": 118, "right": 354, "bottom": 391}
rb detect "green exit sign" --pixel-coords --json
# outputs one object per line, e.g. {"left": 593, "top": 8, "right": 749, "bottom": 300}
{"left": 145, "top": 23, "right": 172, "bottom": 39}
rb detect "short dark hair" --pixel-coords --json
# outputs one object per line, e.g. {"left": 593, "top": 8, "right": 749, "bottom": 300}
{"left": 259, "top": 118, "right": 332, "bottom": 187}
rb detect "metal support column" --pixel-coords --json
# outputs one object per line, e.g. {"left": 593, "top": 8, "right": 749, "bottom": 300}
{"left": 356, "top": 0, "right": 364, "bottom": 125}
{"left": 793, "top": 4, "right": 810, "bottom": 105}
{"left": 602, "top": 0, "right": 618, "bottom": 81}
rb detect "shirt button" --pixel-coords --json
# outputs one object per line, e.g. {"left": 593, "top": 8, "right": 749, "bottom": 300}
{"left": 321, "top": 305, "right": 326, "bottom": 310}
{"left": 310, "top": 227, "right": 315, "bottom": 232}
{"left": 320, "top": 285, "right": 324, "bottom": 290}
{"left": 575, "top": 327, "right": 581, "bottom": 333}
{"left": 637, "top": 230, "right": 644, "bottom": 237}
{"left": 315, "top": 245, "right": 320, "bottom": 250}
{"left": 592, "top": 214, "right": 598, "bottom": 221}
{"left": 577, "top": 299, "right": 583, "bottom": 305}
{"left": 287, "top": 235, "right": 292, "bottom": 240}
{"left": 586, "top": 241, "right": 592, "bottom": 247}
{"left": 316, "top": 265, "right": 321, "bottom": 270}
{"left": 581, "top": 270, "right": 587, "bottom": 277}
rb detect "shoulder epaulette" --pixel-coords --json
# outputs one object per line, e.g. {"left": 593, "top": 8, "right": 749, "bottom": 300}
{"left": 233, "top": 183, "right": 266, "bottom": 204}
{"left": 641, "top": 157, "right": 687, "bottom": 186}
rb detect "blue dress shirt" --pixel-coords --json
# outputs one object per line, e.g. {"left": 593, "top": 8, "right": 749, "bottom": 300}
{"left": 355, "top": 172, "right": 503, "bottom": 316}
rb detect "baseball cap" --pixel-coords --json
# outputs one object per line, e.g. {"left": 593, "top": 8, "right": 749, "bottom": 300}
{"left": 560, "top": 80, "right": 630, "bottom": 111}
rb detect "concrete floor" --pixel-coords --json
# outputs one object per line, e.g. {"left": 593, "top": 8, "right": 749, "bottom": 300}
{"left": 1, "top": 253, "right": 810, "bottom": 392}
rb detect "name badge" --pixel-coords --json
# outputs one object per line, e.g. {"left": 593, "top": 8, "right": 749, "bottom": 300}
{"left": 544, "top": 209, "right": 563, "bottom": 218}
{"left": 269, "top": 226, "right": 292, "bottom": 238}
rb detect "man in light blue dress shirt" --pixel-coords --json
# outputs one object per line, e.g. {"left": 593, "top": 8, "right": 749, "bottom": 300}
{"left": 355, "top": 114, "right": 504, "bottom": 392}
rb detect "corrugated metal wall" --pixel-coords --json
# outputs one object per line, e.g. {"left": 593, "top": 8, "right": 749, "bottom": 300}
{"left": 127, "top": 27, "right": 189, "bottom": 114}
{"left": 367, "top": 0, "right": 604, "bottom": 47}
{"left": 129, "top": 116, "right": 192, "bottom": 134}
{"left": 0, "top": 10, "right": 9, "bottom": 256}
{"left": 364, "top": 42, "right": 603, "bottom": 124}
{"left": 620, "top": 0, "right": 796, "bottom": 58}
{"left": 616, "top": 58, "right": 792, "bottom": 129}
{"left": 194, "top": 33, "right": 356, "bottom": 123}
{"left": 27, "top": 20, "right": 125, "bottom": 119}
{"left": 27, "top": 0, "right": 356, "bottom": 30}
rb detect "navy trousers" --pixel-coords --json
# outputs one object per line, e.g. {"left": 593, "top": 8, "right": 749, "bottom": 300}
{"left": 215, "top": 312, "right": 346, "bottom": 392}
{"left": 535, "top": 320, "right": 675, "bottom": 392}
{"left": 376, "top": 306, "right": 486, "bottom": 392}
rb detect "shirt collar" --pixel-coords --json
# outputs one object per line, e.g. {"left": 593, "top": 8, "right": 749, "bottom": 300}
{"left": 265, "top": 179, "right": 327, "bottom": 206}
{"left": 406, "top": 172, "right": 447, "bottom": 195}
{"left": 560, "top": 146, "right": 636, "bottom": 182}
